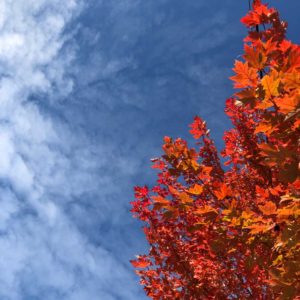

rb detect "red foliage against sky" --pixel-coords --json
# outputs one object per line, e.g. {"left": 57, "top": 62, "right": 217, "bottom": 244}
{"left": 131, "top": 0, "right": 300, "bottom": 298}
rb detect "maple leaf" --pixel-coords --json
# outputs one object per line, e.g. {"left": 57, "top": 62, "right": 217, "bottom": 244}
{"left": 151, "top": 158, "right": 166, "bottom": 170}
{"left": 280, "top": 40, "right": 292, "bottom": 53}
{"left": 256, "top": 186, "right": 270, "bottom": 199}
{"left": 277, "top": 208, "right": 299, "bottom": 217}
{"left": 275, "top": 94, "right": 300, "bottom": 114}
{"left": 230, "top": 60, "right": 258, "bottom": 88}
{"left": 152, "top": 195, "right": 169, "bottom": 205}
{"left": 254, "top": 122, "right": 273, "bottom": 134}
{"left": 189, "top": 116, "right": 206, "bottom": 139}
{"left": 134, "top": 186, "right": 149, "bottom": 199}
{"left": 198, "top": 166, "right": 213, "bottom": 181}
{"left": 241, "top": 11, "right": 261, "bottom": 27}
{"left": 287, "top": 45, "right": 300, "bottom": 71}
{"left": 258, "top": 201, "right": 277, "bottom": 216}
{"left": 235, "top": 88, "right": 256, "bottom": 106}
{"left": 214, "top": 183, "right": 230, "bottom": 200}
{"left": 168, "top": 185, "right": 180, "bottom": 196}
{"left": 187, "top": 184, "right": 203, "bottom": 195}
{"left": 194, "top": 205, "right": 218, "bottom": 217}
{"left": 178, "top": 192, "right": 194, "bottom": 204}
{"left": 261, "top": 73, "right": 280, "bottom": 99}
{"left": 131, "top": 256, "right": 151, "bottom": 268}
{"left": 282, "top": 71, "right": 300, "bottom": 91}
{"left": 244, "top": 44, "right": 267, "bottom": 69}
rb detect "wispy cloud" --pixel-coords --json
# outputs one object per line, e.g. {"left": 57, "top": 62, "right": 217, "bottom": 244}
{"left": 0, "top": 1, "right": 143, "bottom": 299}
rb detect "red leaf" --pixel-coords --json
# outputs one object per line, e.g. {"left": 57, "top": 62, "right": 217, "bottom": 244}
{"left": 131, "top": 256, "right": 151, "bottom": 268}
{"left": 189, "top": 116, "right": 207, "bottom": 139}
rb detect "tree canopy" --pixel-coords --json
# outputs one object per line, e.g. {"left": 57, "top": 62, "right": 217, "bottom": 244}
{"left": 131, "top": 0, "right": 300, "bottom": 298}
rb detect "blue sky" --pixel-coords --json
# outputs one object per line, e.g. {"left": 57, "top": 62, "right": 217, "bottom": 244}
{"left": 0, "top": 1, "right": 298, "bottom": 299}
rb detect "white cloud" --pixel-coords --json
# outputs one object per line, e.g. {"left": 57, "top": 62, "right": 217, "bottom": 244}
{"left": 0, "top": 1, "right": 142, "bottom": 299}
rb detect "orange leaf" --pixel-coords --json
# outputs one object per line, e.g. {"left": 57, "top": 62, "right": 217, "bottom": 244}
{"left": 247, "top": 223, "right": 273, "bottom": 235}
{"left": 228, "top": 248, "right": 237, "bottom": 254}
{"left": 188, "top": 184, "right": 203, "bottom": 195}
{"left": 275, "top": 94, "right": 300, "bottom": 114}
{"left": 258, "top": 143, "right": 278, "bottom": 155}
{"left": 198, "top": 166, "right": 213, "bottom": 181}
{"left": 256, "top": 185, "right": 269, "bottom": 198}
{"left": 178, "top": 192, "right": 194, "bottom": 204}
{"left": 214, "top": 184, "right": 229, "bottom": 200}
{"left": 235, "top": 88, "right": 257, "bottom": 106}
{"left": 256, "top": 99, "right": 274, "bottom": 109}
{"left": 168, "top": 186, "right": 180, "bottom": 196}
{"left": 244, "top": 44, "right": 267, "bottom": 69}
{"left": 230, "top": 61, "right": 258, "bottom": 88}
{"left": 194, "top": 205, "right": 218, "bottom": 217}
{"left": 282, "top": 71, "right": 300, "bottom": 91}
{"left": 152, "top": 196, "right": 169, "bottom": 205}
{"left": 277, "top": 208, "right": 296, "bottom": 217}
{"left": 258, "top": 201, "right": 277, "bottom": 216}
{"left": 279, "top": 40, "right": 292, "bottom": 53}
{"left": 254, "top": 122, "right": 273, "bottom": 134}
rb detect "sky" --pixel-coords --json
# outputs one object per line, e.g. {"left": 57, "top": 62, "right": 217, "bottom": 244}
{"left": 0, "top": 1, "right": 298, "bottom": 299}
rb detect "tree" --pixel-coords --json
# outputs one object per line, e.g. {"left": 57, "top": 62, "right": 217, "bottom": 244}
{"left": 131, "top": 0, "right": 300, "bottom": 298}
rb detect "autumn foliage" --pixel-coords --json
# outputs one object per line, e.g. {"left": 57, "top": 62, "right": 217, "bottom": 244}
{"left": 131, "top": 0, "right": 300, "bottom": 299}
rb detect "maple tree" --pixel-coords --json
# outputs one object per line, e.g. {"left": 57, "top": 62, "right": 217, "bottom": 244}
{"left": 131, "top": 0, "right": 300, "bottom": 299}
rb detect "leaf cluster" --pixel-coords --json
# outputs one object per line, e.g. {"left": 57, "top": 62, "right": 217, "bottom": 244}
{"left": 131, "top": 1, "right": 300, "bottom": 298}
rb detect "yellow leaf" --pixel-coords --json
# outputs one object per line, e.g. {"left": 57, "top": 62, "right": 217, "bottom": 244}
{"left": 261, "top": 74, "right": 280, "bottom": 99}
{"left": 272, "top": 255, "right": 283, "bottom": 266}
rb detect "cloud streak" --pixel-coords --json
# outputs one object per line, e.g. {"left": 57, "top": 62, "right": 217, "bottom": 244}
{"left": 0, "top": 1, "right": 143, "bottom": 299}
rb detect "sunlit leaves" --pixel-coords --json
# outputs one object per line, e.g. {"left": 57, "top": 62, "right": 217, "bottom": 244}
{"left": 131, "top": 0, "right": 300, "bottom": 298}
{"left": 187, "top": 184, "right": 203, "bottom": 195}
{"left": 131, "top": 256, "right": 151, "bottom": 268}
{"left": 189, "top": 116, "right": 207, "bottom": 139}
{"left": 258, "top": 201, "right": 277, "bottom": 216}
{"left": 244, "top": 44, "right": 267, "bottom": 69}
{"left": 214, "top": 183, "right": 231, "bottom": 200}
{"left": 261, "top": 73, "right": 280, "bottom": 99}
{"left": 230, "top": 60, "right": 258, "bottom": 88}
